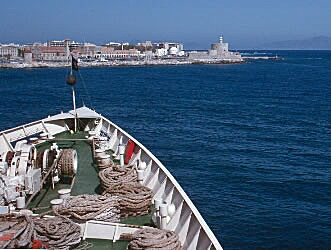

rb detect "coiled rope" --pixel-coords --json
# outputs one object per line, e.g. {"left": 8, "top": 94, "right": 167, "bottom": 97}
{"left": 103, "top": 183, "right": 153, "bottom": 217}
{"left": 97, "top": 159, "right": 115, "bottom": 170}
{"left": 10, "top": 215, "right": 34, "bottom": 248}
{"left": 33, "top": 216, "right": 81, "bottom": 249}
{"left": 125, "top": 228, "right": 184, "bottom": 250}
{"left": 98, "top": 165, "right": 137, "bottom": 190}
{"left": 54, "top": 194, "right": 120, "bottom": 222}
{"left": 8, "top": 215, "right": 81, "bottom": 250}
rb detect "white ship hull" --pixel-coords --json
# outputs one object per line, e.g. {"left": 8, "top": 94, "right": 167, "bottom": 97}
{"left": 0, "top": 106, "right": 222, "bottom": 250}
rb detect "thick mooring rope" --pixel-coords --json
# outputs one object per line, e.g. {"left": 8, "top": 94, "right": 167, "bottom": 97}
{"left": 98, "top": 165, "right": 137, "bottom": 190}
{"left": 33, "top": 216, "right": 81, "bottom": 249}
{"left": 10, "top": 215, "right": 34, "bottom": 248}
{"left": 103, "top": 183, "right": 153, "bottom": 217}
{"left": 7, "top": 215, "right": 81, "bottom": 250}
{"left": 54, "top": 194, "right": 120, "bottom": 222}
{"left": 97, "top": 159, "right": 115, "bottom": 170}
{"left": 126, "top": 228, "right": 184, "bottom": 250}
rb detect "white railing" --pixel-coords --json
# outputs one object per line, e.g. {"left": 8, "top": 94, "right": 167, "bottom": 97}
{"left": 100, "top": 116, "right": 222, "bottom": 250}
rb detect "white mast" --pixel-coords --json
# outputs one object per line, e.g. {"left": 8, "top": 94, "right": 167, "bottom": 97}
{"left": 71, "top": 77, "right": 77, "bottom": 133}
{"left": 66, "top": 40, "right": 78, "bottom": 133}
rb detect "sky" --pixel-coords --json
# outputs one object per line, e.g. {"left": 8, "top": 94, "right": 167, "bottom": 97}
{"left": 1, "top": 0, "right": 330, "bottom": 49}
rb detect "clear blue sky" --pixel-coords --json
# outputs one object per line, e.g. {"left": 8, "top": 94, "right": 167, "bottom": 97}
{"left": 1, "top": 0, "right": 330, "bottom": 49}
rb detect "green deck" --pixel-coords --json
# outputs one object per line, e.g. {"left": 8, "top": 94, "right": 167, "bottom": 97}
{"left": 30, "top": 131, "right": 154, "bottom": 249}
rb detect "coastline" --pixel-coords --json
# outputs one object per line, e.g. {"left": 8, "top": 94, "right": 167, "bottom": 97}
{"left": 0, "top": 59, "right": 245, "bottom": 69}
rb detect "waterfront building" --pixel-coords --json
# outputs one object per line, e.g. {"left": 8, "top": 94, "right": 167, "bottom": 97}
{"left": 160, "top": 42, "right": 169, "bottom": 51}
{"left": 94, "top": 46, "right": 115, "bottom": 58}
{"left": 69, "top": 41, "right": 81, "bottom": 49}
{"left": 188, "top": 36, "right": 242, "bottom": 62}
{"left": 157, "top": 42, "right": 184, "bottom": 56}
{"left": 47, "top": 40, "right": 66, "bottom": 47}
{"left": 71, "top": 49, "right": 84, "bottom": 58}
{"left": 169, "top": 47, "right": 178, "bottom": 56}
{"left": 0, "top": 45, "right": 18, "bottom": 58}
{"left": 39, "top": 46, "right": 67, "bottom": 62}
{"left": 80, "top": 42, "right": 97, "bottom": 58}
{"left": 144, "top": 51, "right": 153, "bottom": 60}
{"left": 29, "top": 40, "right": 72, "bottom": 62}
{"left": 97, "top": 49, "right": 140, "bottom": 59}
{"left": 47, "top": 39, "right": 81, "bottom": 50}
{"left": 155, "top": 48, "right": 168, "bottom": 57}
{"left": 23, "top": 49, "right": 32, "bottom": 64}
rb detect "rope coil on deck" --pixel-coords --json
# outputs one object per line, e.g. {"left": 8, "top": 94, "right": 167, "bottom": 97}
{"left": 103, "top": 183, "right": 153, "bottom": 217}
{"left": 54, "top": 194, "right": 120, "bottom": 222}
{"left": 7, "top": 215, "right": 81, "bottom": 250}
{"left": 97, "top": 159, "right": 115, "bottom": 170}
{"left": 125, "top": 228, "right": 184, "bottom": 250}
{"left": 10, "top": 215, "right": 34, "bottom": 248}
{"left": 57, "top": 149, "right": 77, "bottom": 176}
{"left": 98, "top": 165, "right": 137, "bottom": 190}
{"left": 33, "top": 216, "right": 81, "bottom": 249}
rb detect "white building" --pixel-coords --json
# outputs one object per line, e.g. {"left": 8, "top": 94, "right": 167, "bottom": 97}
{"left": 0, "top": 45, "right": 18, "bottom": 57}
{"left": 81, "top": 43, "right": 97, "bottom": 58}
{"left": 24, "top": 50, "right": 33, "bottom": 64}
{"left": 158, "top": 42, "right": 184, "bottom": 56}
{"left": 155, "top": 48, "right": 168, "bottom": 57}
{"left": 178, "top": 51, "right": 185, "bottom": 56}
{"left": 47, "top": 39, "right": 81, "bottom": 49}
{"left": 94, "top": 48, "right": 140, "bottom": 59}
{"left": 169, "top": 47, "right": 178, "bottom": 56}
{"left": 188, "top": 36, "right": 242, "bottom": 62}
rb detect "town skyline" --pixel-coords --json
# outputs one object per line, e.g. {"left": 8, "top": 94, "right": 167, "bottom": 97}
{"left": 0, "top": 36, "right": 246, "bottom": 68}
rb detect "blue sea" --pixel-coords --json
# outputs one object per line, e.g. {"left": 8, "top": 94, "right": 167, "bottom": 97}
{"left": 0, "top": 51, "right": 330, "bottom": 249}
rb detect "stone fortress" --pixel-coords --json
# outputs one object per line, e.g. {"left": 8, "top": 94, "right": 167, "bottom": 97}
{"left": 188, "top": 36, "right": 242, "bottom": 62}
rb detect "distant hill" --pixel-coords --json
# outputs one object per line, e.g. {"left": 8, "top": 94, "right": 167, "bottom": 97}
{"left": 259, "top": 36, "right": 331, "bottom": 50}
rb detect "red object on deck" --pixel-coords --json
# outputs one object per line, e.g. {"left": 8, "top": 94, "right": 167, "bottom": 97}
{"left": 125, "top": 139, "right": 135, "bottom": 164}
{"left": 32, "top": 240, "right": 43, "bottom": 248}
{"left": 32, "top": 239, "right": 49, "bottom": 249}
{"left": 0, "top": 233, "right": 14, "bottom": 241}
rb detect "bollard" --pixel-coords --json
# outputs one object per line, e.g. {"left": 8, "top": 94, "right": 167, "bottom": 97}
{"left": 137, "top": 169, "right": 144, "bottom": 184}
{"left": 138, "top": 161, "right": 147, "bottom": 171}
{"left": 98, "top": 154, "right": 111, "bottom": 167}
{"left": 50, "top": 199, "right": 63, "bottom": 210}
{"left": 118, "top": 144, "right": 125, "bottom": 167}
{"left": 154, "top": 199, "right": 162, "bottom": 217}
{"left": 95, "top": 148, "right": 106, "bottom": 159}
{"left": 168, "top": 203, "right": 176, "bottom": 217}
{"left": 58, "top": 189, "right": 71, "bottom": 199}
{"left": 16, "top": 197, "right": 26, "bottom": 209}
{"left": 159, "top": 203, "right": 168, "bottom": 230}
{"left": 154, "top": 198, "right": 162, "bottom": 228}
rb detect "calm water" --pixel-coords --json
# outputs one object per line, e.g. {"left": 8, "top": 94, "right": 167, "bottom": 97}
{"left": 1, "top": 51, "right": 330, "bottom": 249}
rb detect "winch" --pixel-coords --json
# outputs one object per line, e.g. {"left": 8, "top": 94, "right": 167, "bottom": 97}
{"left": 0, "top": 139, "right": 78, "bottom": 211}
